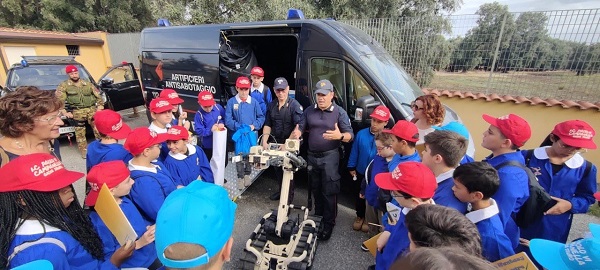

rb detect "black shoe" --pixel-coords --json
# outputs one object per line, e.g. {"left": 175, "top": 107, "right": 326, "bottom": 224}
{"left": 361, "top": 243, "right": 369, "bottom": 252}
{"left": 367, "top": 265, "right": 375, "bottom": 270}
{"left": 269, "top": 191, "right": 280, "bottom": 201}
{"left": 318, "top": 226, "right": 333, "bottom": 241}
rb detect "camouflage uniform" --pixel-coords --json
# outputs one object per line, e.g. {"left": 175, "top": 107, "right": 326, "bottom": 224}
{"left": 56, "top": 79, "right": 104, "bottom": 157}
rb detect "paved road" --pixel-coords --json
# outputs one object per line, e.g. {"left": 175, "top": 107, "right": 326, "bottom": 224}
{"left": 59, "top": 108, "right": 598, "bottom": 270}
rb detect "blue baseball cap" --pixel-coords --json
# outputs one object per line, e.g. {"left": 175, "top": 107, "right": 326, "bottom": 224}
{"left": 530, "top": 236, "right": 600, "bottom": 270}
{"left": 432, "top": 121, "right": 470, "bottom": 140}
{"left": 314, "top": 79, "right": 334, "bottom": 95}
{"left": 155, "top": 181, "right": 237, "bottom": 268}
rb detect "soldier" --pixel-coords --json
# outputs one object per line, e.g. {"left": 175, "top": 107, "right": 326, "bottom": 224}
{"left": 56, "top": 65, "right": 103, "bottom": 158}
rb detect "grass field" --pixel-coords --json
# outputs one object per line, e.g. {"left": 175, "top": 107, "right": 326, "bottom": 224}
{"left": 428, "top": 71, "right": 600, "bottom": 103}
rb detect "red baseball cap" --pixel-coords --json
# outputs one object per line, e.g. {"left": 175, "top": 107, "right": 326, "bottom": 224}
{"left": 85, "top": 161, "right": 130, "bottom": 206}
{"left": 65, "top": 65, "right": 78, "bottom": 73}
{"left": 383, "top": 120, "right": 419, "bottom": 143}
{"left": 159, "top": 89, "right": 184, "bottom": 105}
{"left": 93, "top": 110, "right": 131, "bottom": 140}
{"left": 236, "top": 77, "right": 251, "bottom": 89}
{"left": 121, "top": 61, "right": 128, "bottom": 65}
{"left": 482, "top": 114, "right": 531, "bottom": 148}
{"left": 250, "top": 66, "right": 264, "bottom": 77}
{"left": 552, "top": 120, "right": 596, "bottom": 149}
{"left": 370, "top": 105, "right": 390, "bottom": 122}
{"left": 124, "top": 127, "right": 168, "bottom": 156}
{"left": 375, "top": 161, "right": 437, "bottom": 198}
{"left": 149, "top": 98, "right": 174, "bottom": 113}
{"left": 0, "top": 153, "right": 84, "bottom": 192}
{"left": 198, "top": 91, "right": 215, "bottom": 107}
{"left": 166, "top": 125, "right": 189, "bottom": 141}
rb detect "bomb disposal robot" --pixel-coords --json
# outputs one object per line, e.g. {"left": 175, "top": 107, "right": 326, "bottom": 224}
{"left": 240, "top": 139, "right": 322, "bottom": 270}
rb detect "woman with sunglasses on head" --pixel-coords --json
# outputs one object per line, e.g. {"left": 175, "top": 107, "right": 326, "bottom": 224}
{"left": 0, "top": 86, "right": 63, "bottom": 166}
{"left": 520, "top": 120, "right": 597, "bottom": 246}
{"left": 410, "top": 94, "right": 445, "bottom": 144}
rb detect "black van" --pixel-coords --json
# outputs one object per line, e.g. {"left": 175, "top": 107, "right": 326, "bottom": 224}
{"left": 139, "top": 17, "right": 475, "bottom": 156}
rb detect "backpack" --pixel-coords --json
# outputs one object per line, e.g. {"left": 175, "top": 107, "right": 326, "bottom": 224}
{"left": 494, "top": 160, "right": 554, "bottom": 228}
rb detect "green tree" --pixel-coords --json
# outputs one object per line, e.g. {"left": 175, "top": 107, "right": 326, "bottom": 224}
{"left": 0, "top": 0, "right": 44, "bottom": 28}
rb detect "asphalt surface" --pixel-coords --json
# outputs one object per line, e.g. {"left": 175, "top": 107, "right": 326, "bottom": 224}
{"left": 60, "top": 108, "right": 598, "bottom": 270}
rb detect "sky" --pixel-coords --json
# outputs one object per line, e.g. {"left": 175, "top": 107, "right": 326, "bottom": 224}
{"left": 454, "top": 0, "right": 600, "bottom": 14}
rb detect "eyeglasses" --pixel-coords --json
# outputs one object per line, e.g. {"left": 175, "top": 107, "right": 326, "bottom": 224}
{"left": 376, "top": 145, "right": 391, "bottom": 151}
{"left": 410, "top": 104, "right": 423, "bottom": 111}
{"left": 35, "top": 111, "right": 63, "bottom": 124}
{"left": 556, "top": 140, "right": 582, "bottom": 150}
{"left": 391, "top": 191, "right": 410, "bottom": 200}
{"left": 151, "top": 144, "right": 162, "bottom": 149}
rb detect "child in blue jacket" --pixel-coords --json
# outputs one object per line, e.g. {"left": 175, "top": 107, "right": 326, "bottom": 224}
{"left": 86, "top": 161, "right": 158, "bottom": 268}
{"left": 0, "top": 153, "right": 133, "bottom": 269}
{"left": 225, "top": 76, "right": 265, "bottom": 133}
{"left": 373, "top": 162, "right": 438, "bottom": 270}
{"left": 124, "top": 127, "right": 178, "bottom": 223}
{"left": 453, "top": 162, "right": 514, "bottom": 261}
{"left": 249, "top": 66, "right": 270, "bottom": 116}
{"left": 520, "top": 120, "right": 597, "bottom": 252}
{"left": 163, "top": 125, "right": 214, "bottom": 185}
{"left": 194, "top": 91, "right": 225, "bottom": 160}
{"left": 422, "top": 130, "right": 469, "bottom": 214}
{"left": 482, "top": 113, "right": 532, "bottom": 250}
{"left": 86, "top": 109, "right": 133, "bottom": 172}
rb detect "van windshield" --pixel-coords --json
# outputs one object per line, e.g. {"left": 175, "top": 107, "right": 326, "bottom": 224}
{"left": 8, "top": 65, "right": 92, "bottom": 91}
{"left": 359, "top": 53, "right": 423, "bottom": 107}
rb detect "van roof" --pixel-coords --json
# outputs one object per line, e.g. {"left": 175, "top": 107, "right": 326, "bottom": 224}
{"left": 140, "top": 19, "right": 388, "bottom": 56}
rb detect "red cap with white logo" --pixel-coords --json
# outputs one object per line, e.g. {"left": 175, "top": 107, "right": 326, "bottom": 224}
{"left": 236, "top": 77, "right": 251, "bottom": 89}
{"left": 150, "top": 98, "right": 174, "bottom": 113}
{"left": 482, "top": 114, "right": 531, "bottom": 148}
{"left": 65, "top": 65, "right": 78, "bottom": 73}
{"left": 250, "top": 66, "right": 264, "bottom": 77}
{"left": 370, "top": 105, "right": 390, "bottom": 122}
{"left": 159, "top": 89, "right": 184, "bottom": 105}
{"left": 0, "top": 153, "right": 84, "bottom": 192}
{"left": 375, "top": 161, "right": 437, "bottom": 198}
{"left": 124, "top": 127, "right": 168, "bottom": 156}
{"left": 85, "top": 161, "right": 130, "bottom": 206}
{"left": 93, "top": 109, "right": 131, "bottom": 140}
{"left": 198, "top": 91, "right": 216, "bottom": 107}
{"left": 165, "top": 125, "right": 189, "bottom": 141}
{"left": 552, "top": 120, "right": 596, "bottom": 149}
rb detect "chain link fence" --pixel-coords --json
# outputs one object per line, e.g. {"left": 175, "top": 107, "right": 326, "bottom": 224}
{"left": 344, "top": 9, "right": 600, "bottom": 102}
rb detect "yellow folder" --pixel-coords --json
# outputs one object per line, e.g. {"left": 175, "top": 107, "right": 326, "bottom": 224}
{"left": 494, "top": 252, "right": 538, "bottom": 270}
{"left": 363, "top": 232, "right": 383, "bottom": 257}
{"left": 94, "top": 183, "right": 138, "bottom": 246}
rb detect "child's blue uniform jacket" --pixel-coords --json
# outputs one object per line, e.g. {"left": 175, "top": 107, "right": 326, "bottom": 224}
{"left": 460, "top": 154, "right": 475, "bottom": 164}
{"left": 388, "top": 151, "right": 421, "bottom": 172}
{"left": 89, "top": 197, "right": 157, "bottom": 268}
{"left": 128, "top": 161, "right": 177, "bottom": 222}
{"left": 362, "top": 156, "right": 389, "bottom": 209}
{"left": 225, "top": 95, "right": 265, "bottom": 132}
{"left": 484, "top": 151, "right": 530, "bottom": 249}
{"left": 250, "top": 83, "right": 271, "bottom": 116}
{"left": 163, "top": 143, "right": 214, "bottom": 185}
{"left": 347, "top": 128, "right": 377, "bottom": 175}
{"left": 520, "top": 147, "right": 597, "bottom": 243}
{"left": 434, "top": 169, "right": 468, "bottom": 214}
{"left": 466, "top": 199, "right": 515, "bottom": 262}
{"left": 8, "top": 219, "right": 118, "bottom": 270}
{"left": 193, "top": 104, "right": 225, "bottom": 149}
{"left": 86, "top": 140, "right": 133, "bottom": 172}
{"left": 376, "top": 208, "right": 410, "bottom": 270}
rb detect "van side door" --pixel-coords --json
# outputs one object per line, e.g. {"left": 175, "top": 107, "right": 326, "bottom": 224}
{"left": 98, "top": 63, "right": 145, "bottom": 111}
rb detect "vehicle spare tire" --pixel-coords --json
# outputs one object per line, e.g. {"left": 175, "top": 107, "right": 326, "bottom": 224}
{"left": 219, "top": 39, "right": 257, "bottom": 96}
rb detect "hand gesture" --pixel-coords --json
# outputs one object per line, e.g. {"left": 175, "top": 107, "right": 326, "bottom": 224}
{"left": 544, "top": 196, "right": 572, "bottom": 215}
{"left": 110, "top": 240, "right": 135, "bottom": 267}
{"left": 323, "top": 123, "right": 342, "bottom": 141}
{"left": 290, "top": 124, "right": 301, "bottom": 139}
{"left": 64, "top": 112, "right": 74, "bottom": 118}
{"left": 179, "top": 111, "right": 188, "bottom": 120}
{"left": 136, "top": 225, "right": 156, "bottom": 250}
{"left": 376, "top": 231, "right": 391, "bottom": 252}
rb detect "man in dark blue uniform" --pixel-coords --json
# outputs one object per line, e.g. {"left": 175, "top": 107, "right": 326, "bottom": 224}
{"left": 291, "top": 79, "right": 354, "bottom": 241}
{"left": 261, "top": 77, "right": 304, "bottom": 201}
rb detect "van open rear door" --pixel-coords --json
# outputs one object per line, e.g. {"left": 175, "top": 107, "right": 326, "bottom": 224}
{"left": 98, "top": 62, "right": 145, "bottom": 111}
